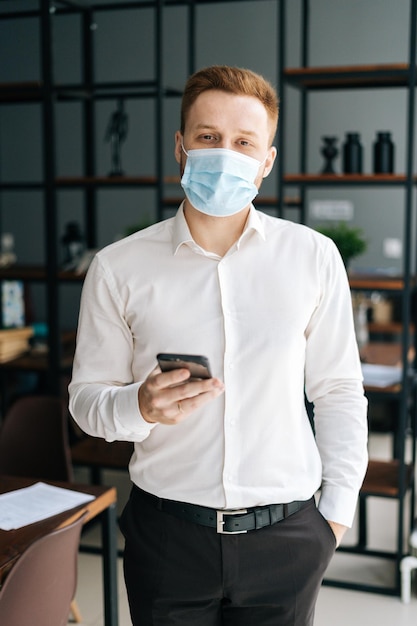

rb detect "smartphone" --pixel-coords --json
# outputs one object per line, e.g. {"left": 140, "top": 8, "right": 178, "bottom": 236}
{"left": 157, "top": 353, "right": 212, "bottom": 380}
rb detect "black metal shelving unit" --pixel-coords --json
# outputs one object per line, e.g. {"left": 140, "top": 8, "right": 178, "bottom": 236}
{"left": 0, "top": 0, "right": 287, "bottom": 406}
{"left": 2, "top": 0, "right": 416, "bottom": 595}
{"left": 0, "top": 0, "right": 172, "bottom": 402}
{"left": 278, "top": 0, "right": 417, "bottom": 596}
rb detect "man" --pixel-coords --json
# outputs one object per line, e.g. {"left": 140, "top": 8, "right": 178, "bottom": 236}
{"left": 69, "top": 65, "right": 368, "bottom": 625}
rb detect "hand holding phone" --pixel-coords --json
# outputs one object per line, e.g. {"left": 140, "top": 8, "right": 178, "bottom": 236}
{"left": 139, "top": 353, "right": 223, "bottom": 425}
{"left": 157, "top": 353, "right": 212, "bottom": 380}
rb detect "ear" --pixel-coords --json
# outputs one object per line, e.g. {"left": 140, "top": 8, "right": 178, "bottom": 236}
{"left": 174, "top": 131, "right": 183, "bottom": 164}
{"left": 262, "top": 146, "right": 277, "bottom": 178}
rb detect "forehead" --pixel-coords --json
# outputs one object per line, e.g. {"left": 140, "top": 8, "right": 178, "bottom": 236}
{"left": 185, "top": 90, "right": 270, "bottom": 136}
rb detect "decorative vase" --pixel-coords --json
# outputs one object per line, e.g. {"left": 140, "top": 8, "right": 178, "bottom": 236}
{"left": 343, "top": 132, "right": 363, "bottom": 174}
{"left": 320, "top": 136, "right": 339, "bottom": 174}
{"left": 373, "top": 131, "right": 394, "bottom": 174}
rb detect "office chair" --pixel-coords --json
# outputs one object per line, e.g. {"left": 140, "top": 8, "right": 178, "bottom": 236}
{"left": 0, "top": 512, "right": 87, "bottom": 626}
{"left": 0, "top": 394, "right": 82, "bottom": 621}
{"left": 0, "top": 394, "right": 73, "bottom": 481}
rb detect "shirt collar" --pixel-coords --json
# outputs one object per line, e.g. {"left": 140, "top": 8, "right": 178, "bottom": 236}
{"left": 172, "top": 202, "right": 195, "bottom": 255}
{"left": 172, "top": 202, "right": 266, "bottom": 256}
{"left": 241, "top": 204, "right": 266, "bottom": 243}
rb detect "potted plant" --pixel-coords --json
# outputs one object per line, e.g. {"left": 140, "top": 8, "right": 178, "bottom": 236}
{"left": 316, "top": 222, "right": 367, "bottom": 269}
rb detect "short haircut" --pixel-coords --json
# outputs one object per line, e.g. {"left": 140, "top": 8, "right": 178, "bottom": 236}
{"left": 180, "top": 65, "right": 279, "bottom": 144}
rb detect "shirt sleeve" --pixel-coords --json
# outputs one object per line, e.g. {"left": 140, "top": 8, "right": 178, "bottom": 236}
{"left": 68, "top": 254, "right": 157, "bottom": 443}
{"left": 304, "top": 239, "right": 368, "bottom": 527}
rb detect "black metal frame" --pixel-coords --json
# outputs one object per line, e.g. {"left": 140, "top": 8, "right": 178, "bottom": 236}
{"left": 279, "top": 0, "right": 417, "bottom": 596}
{"left": 2, "top": 0, "right": 417, "bottom": 596}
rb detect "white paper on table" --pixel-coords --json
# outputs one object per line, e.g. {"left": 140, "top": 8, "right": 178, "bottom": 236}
{"left": 361, "top": 362, "right": 403, "bottom": 388}
{"left": 0, "top": 482, "right": 95, "bottom": 530}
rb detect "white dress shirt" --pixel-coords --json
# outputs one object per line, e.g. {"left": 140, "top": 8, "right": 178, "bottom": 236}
{"left": 69, "top": 204, "right": 368, "bottom": 527}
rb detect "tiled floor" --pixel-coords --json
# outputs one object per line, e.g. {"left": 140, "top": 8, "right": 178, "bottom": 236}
{"left": 70, "top": 432, "right": 417, "bottom": 625}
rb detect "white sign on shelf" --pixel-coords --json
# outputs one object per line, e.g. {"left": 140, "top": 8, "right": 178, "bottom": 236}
{"left": 310, "top": 199, "right": 354, "bottom": 221}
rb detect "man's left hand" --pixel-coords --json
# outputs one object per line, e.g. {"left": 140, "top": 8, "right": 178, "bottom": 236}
{"left": 327, "top": 520, "right": 348, "bottom": 547}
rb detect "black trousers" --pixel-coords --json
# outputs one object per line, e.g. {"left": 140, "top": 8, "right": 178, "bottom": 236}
{"left": 119, "top": 487, "right": 336, "bottom": 626}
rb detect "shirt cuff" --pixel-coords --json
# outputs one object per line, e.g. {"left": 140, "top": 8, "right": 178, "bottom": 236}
{"left": 317, "top": 484, "right": 360, "bottom": 528}
{"left": 112, "top": 381, "right": 158, "bottom": 440}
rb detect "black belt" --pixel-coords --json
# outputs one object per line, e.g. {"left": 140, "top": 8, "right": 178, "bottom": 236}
{"left": 133, "top": 486, "right": 304, "bottom": 534}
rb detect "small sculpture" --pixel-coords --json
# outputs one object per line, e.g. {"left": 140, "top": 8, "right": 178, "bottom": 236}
{"left": 0, "top": 233, "right": 17, "bottom": 267}
{"left": 320, "top": 136, "right": 339, "bottom": 174}
{"left": 61, "top": 221, "right": 84, "bottom": 270}
{"left": 104, "top": 99, "right": 128, "bottom": 176}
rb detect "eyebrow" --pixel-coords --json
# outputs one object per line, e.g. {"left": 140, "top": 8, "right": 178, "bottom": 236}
{"left": 194, "top": 124, "right": 260, "bottom": 137}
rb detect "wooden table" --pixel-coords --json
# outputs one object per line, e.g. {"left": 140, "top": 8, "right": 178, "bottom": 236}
{"left": 0, "top": 475, "right": 119, "bottom": 626}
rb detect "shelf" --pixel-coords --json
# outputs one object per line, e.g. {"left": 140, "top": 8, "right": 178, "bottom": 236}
{"left": 284, "top": 63, "right": 415, "bottom": 90}
{"left": 0, "top": 330, "right": 75, "bottom": 372}
{"left": 0, "top": 266, "right": 85, "bottom": 282}
{"left": 0, "top": 351, "right": 73, "bottom": 372}
{"left": 0, "top": 182, "right": 44, "bottom": 191}
{"left": 360, "top": 341, "right": 412, "bottom": 367}
{"left": 0, "top": 80, "right": 182, "bottom": 104}
{"left": 0, "top": 81, "right": 43, "bottom": 103}
{"left": 348, "top": 274, "right": 416, "bottom": 291}
{"left": 284, "top": 173, "right": 413, "bottom": 185}
{"left": 56, "top": 175, "right": 179, "bottom": 187}
{"left": 57, "top": 175, "right": 159, "bottom": 187}
{"left": 279, "top": 0, "right": 417, "bottom": 598}
{"left": 368, "top": 322, "right": 414, "bottom": 335}
{"left": 361, "top": 459, "right": 414, "bottom": 497}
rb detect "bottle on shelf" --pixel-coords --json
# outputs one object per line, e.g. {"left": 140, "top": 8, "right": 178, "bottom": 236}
{"left": 352, "top": 293, "right": 369, "bottom": 350}
{"left": 342, "top": 132, "right": 363, "bottom": 174}
{"left": 373, "top": 131, "right": 394, "bottom": 174}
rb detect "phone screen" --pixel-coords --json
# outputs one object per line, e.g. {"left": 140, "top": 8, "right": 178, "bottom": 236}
{"left": 157, "top": 353, "right": 212, "bottom": 380}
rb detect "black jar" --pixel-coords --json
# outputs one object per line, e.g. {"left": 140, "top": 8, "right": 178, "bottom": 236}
{"left": 373, "top": 131, "right": 394, "bottom": 174}
{"left": 342, "top": 132, "right": 363, "bottom": 174}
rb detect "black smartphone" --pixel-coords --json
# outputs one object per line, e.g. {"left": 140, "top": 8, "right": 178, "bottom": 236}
{"left": 157, "top": 353, "right": 212, "bottom": 380}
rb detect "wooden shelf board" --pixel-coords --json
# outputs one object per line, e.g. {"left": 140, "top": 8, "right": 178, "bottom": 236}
{"left": 368, "top": 322, "right": 414, "bottom": 334}
{"left": 360, "top": 341, "right": 411, "bottom": 367}
{"left": 364, "top": 383, "right": 402, "bottom": 394}
{"left": 0, "top": 265, "right": 46, "bottom": 280}
{"left": 0, "top": 81, "right": 43, "bottom": 102}
{"left": 0, "top": 330, "right": 75, "bottom": 371}
{"left": 284, "top": 63, "right": 413, "bottom": 89}
{"left": 56, "top": 175, "right": 159, "bottom": 186}
{"left": 284, "top": 173, "right": 411, "bottom": 185}
{"left": 0, "top": 265, "right": 86, "bottom": 281}
{"left": 348, "top": 274, "right": 415, "bottom": 290}
{"left": 361, "top": 459, "right": 414, "bottom": 497}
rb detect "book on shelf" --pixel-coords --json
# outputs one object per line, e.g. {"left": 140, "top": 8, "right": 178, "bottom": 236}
{"left": 0, "top": 326, "right": 33, "bottom": 362}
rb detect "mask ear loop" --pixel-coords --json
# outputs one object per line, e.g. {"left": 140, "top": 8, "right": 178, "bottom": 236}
{"left": 261, "top": 147, "right": 276, "bottom": 178}
{"left": 181, "top": 140, "right": 190, "bottom": 157}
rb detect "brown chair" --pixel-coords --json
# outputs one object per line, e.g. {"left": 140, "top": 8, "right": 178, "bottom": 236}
{"left": 0, "top": 512, "right": 87, "bottom": 626}
{"left": 0, "top": 394, "right": 81, "bottom": 621}
{"left": 0, "top": 395, "right": 73, "bottom": 482}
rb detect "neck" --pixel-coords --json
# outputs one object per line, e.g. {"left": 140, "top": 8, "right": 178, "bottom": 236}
{"left": 183, "top": 201, "right": 250, "bottom": 256}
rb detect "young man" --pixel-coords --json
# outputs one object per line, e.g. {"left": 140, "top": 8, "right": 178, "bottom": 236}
{"left": 69, "top": 65, "right": 368, "bottom": 625}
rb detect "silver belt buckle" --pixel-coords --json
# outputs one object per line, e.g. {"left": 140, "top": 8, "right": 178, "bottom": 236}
{"left": 216, "top": 508, "right": 248, "bottom": 534}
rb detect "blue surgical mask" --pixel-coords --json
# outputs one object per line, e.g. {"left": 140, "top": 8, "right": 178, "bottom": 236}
{"left": 181, "top": 144, "right": 266, "bottom": 217}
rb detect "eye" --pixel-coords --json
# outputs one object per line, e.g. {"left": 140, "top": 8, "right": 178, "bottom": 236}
{"left": 199, "top": 134, "right": 217, "bottom": 143}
